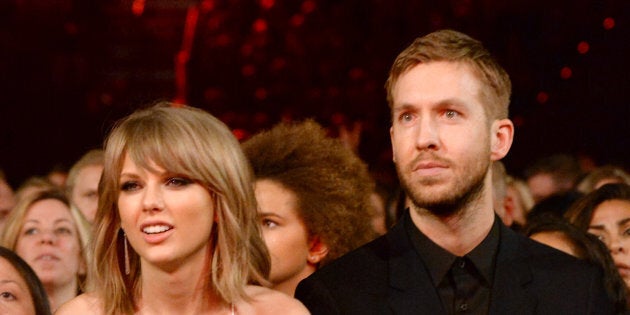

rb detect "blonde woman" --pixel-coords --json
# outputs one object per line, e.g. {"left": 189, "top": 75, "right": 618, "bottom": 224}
{"left": 0, "top": 188, "right": 90, "bottom": 312}
{"left": 57, "top": 103, "right": 307, "bottom": 314}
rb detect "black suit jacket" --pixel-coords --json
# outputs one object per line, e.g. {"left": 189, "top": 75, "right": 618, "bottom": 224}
{"left": 295, "top": 213, "right": 615, "bottom": 314}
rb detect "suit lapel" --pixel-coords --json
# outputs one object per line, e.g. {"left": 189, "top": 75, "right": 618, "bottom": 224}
{"left": 489, "top": 225, "right": 537, "bottom": 315}
{"left": 386, "top": 214, "right": 445, "bottom": 314}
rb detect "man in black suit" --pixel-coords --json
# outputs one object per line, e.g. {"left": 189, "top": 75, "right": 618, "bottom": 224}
{"left": 295, "top": 29, "right": 614, "bottom": 314}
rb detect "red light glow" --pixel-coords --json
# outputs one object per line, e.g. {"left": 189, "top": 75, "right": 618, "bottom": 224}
{"left": 242, "top": 64, "right": 256, "bottom": 77}
{"left": 603, "top": 17, "right": 615, "bottom": 30}
{"left": 536, "top": 91, "right": 549, "bottom": 104}
{"left": 302, "top": 0, "right": 316, "bottom": 14}
{"left": 260, "top": 0, "right": 275, "bottom": 10}
{"left": 560, "top": 66, "right": 572, "bottom": 79}
{"left": 131, "top": 0, "right": 145, "bottom": 16}
{"left": 253, "top": 19, "right": 268, "bottom": 33}
{"left": 254, "top": 88, "right": 268, "bottom": 100}
{"left": 577, "top": 41, "right": 589, "bottom": 54}
{"left": 232, "top": 129, "right": 248, "bottom": 141}
{"left": 290, "top": 14, "right": 305, "bottom": 27}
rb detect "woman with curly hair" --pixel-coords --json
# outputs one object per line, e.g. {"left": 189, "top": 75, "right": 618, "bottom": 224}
{"left": 242, "top": 119, "right": 377, "bottom": 296}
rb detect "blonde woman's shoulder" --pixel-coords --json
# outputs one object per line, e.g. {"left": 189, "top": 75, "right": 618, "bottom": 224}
{"left": 54, "top": 293, "right": 103, "bottom": 315}
{"left": 239, "top": 285, "right": 309, "bottom": 315}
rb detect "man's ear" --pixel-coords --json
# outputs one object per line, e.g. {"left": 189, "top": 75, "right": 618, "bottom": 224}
{"left": 307, "top": 236, "right": 329, "bottom": 265}
{"left": 490, "top": 119, "right": 514, "bottom": 161}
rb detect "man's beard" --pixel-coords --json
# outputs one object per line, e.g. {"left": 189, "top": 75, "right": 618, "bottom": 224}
{"left": 397, "top": 159, "right": 488, "bottom": 217}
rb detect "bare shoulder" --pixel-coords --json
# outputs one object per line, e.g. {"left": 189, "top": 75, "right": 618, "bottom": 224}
{"left": 55, "top": 293, "right": 103, "bottom": 315}
{"left": 238, "top": 285, "right": 309, "bottom": 315}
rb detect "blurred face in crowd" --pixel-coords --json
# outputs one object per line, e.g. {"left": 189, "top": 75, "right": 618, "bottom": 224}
{"left": 70, "top": 164, "right": 103, "bottom": 222}
{"left": 505, "top": 185, "right": 527, "bottom": 226}
{"left": 527, "top": 173, "right": 557, "bottom": 203}
{"left": 390, "top": 61, "right": 511, "bottom": 215}
{"left": 15, "top": 199, "right": 84, "bottom": 290}
{"left": 0, "top": 257, "right": 36, "bottom": 315}
{"left": 587, "top": 199, "right": 630, "bottom": 288}
{"left": 255, "top": 179, "right": 319, "bottom": 295}
{"left": 0, "top": 178, "right": 16, "bottom": 231}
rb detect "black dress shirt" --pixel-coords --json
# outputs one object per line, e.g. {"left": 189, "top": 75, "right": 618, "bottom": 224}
{"left": 405, "top": 210, "right": 500, "bottom": 314}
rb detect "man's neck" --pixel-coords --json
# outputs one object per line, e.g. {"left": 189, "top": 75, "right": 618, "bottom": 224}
{"left": 409, "top": 193, "right": 495, "bottom": 256}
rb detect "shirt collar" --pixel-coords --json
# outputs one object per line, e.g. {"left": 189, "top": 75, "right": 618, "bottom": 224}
{"left": 405, "top": 209, "right": 501, "bottom": 286}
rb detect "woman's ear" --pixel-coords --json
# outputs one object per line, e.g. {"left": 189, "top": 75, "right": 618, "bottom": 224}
{"left": 78, "top": 253, "right": 87, "bottom": 276}
{"left": 307, "top": 236, "right": 329, "bottom": 265}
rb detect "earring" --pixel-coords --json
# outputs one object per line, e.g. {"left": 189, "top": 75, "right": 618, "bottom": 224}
{"left": 123, "top": 232, "right": 130, "bottom": 275}
{"left": 308, "top": 255, "right": 317, "bottom": 264}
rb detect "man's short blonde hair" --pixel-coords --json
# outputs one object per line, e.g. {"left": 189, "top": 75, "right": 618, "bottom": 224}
{"left": 385, "top": 29, "right": 511, "bottom": 120}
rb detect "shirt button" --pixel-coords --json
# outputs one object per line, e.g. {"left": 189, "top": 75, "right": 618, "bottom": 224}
{"left": 458, "top": 259, "right": 466, "bottom": 268}
{"left": 458, "top": 303, "right": 468, "bottom": 312}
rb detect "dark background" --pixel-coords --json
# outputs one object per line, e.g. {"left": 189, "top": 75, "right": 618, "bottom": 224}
{"left": 1, "top": 0, "right": 628, "bottom": 188}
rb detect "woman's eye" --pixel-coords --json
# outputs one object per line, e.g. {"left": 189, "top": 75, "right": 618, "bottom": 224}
{"left": 84, "top": 191, "right": 98, "bottom": 199}
{"left": 24, "top": 228, "right": 38, "bottom": 236}
{"left": 55, "top": 227, "right": 73, "bottom": 235}
{"left": 166, "top": 177, "right": 192, "bottom": 187}
{"left": 0, "top": 291, "right": 16, "bottom": 301}
{"left": 262, "top": 218, "right": 278, "bottom": 229}
{"left": 121, "top": 181, "right": 140, "bottom": 191}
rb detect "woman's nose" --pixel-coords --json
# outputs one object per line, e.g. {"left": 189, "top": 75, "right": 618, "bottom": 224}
{"left": 142, "top": 184, "right": 165, "bottom": 212}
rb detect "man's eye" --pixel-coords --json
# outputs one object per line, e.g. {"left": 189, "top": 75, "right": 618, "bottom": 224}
{"left": 400, "top": 113, "right": 414, "bottom": 122}
{"left": 445, "top": 110, "right": 459, "bottom": 119}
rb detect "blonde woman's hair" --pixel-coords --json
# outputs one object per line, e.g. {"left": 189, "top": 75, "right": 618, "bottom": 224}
{"left": 0, "top": 187, "right": 92, "bottom": 293}
{"left": 577, "top": 165, "right": 630, "bottom": 194}
{"left": 65, "top": 149, "right": 104, "bottom": 199}
{"left": 92, "top": 103, "right": 270, "bottom": 314}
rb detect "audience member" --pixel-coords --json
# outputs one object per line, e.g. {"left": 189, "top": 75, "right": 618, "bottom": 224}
{"left": 491, "top": 161, "right": 513, "bottom": 226}
{"left": 65, "top": 149, "right": 104, "bottom": 222}
{"left": 242, "top": 120, "right": 377, "bottom": 296}
{"left": 56, "top": 103, "right": 307, "bottom": 314}
{"left": 14, "top": 177, "right": 56, "bottom": 204}
{"left": 525, "top": 216, "right": 628, "bottom": 313}
{"left": 0, "top": 169, "right": 16, "bottom": 231}
{"left": 0, "top": 188, "right": 90, "bottom": 312}
{"left": 0, "top": 246, "right": 51, "bottom": 315}
{"left": 526, "top": 190, "right": 583, "bottom": 224}
{"left": 524, "top": 153, "right": 583, "bottom": 203}
{"left": 45, "top": 165, "right": 68, "bottom": 189}
{"left": 370, "top": 183, "right": 391, "bottom": 235}
{"left": 295, "top": 29, "right": 614, "bottom": 314}
{"left": 504, "top": 175, "right": 535, "bottom": 227}
{"left": 566, "top": 183, "right": 630, "bottom": 293}
{"left": 577, "top": 165, "right": 630, "bottom": 194}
